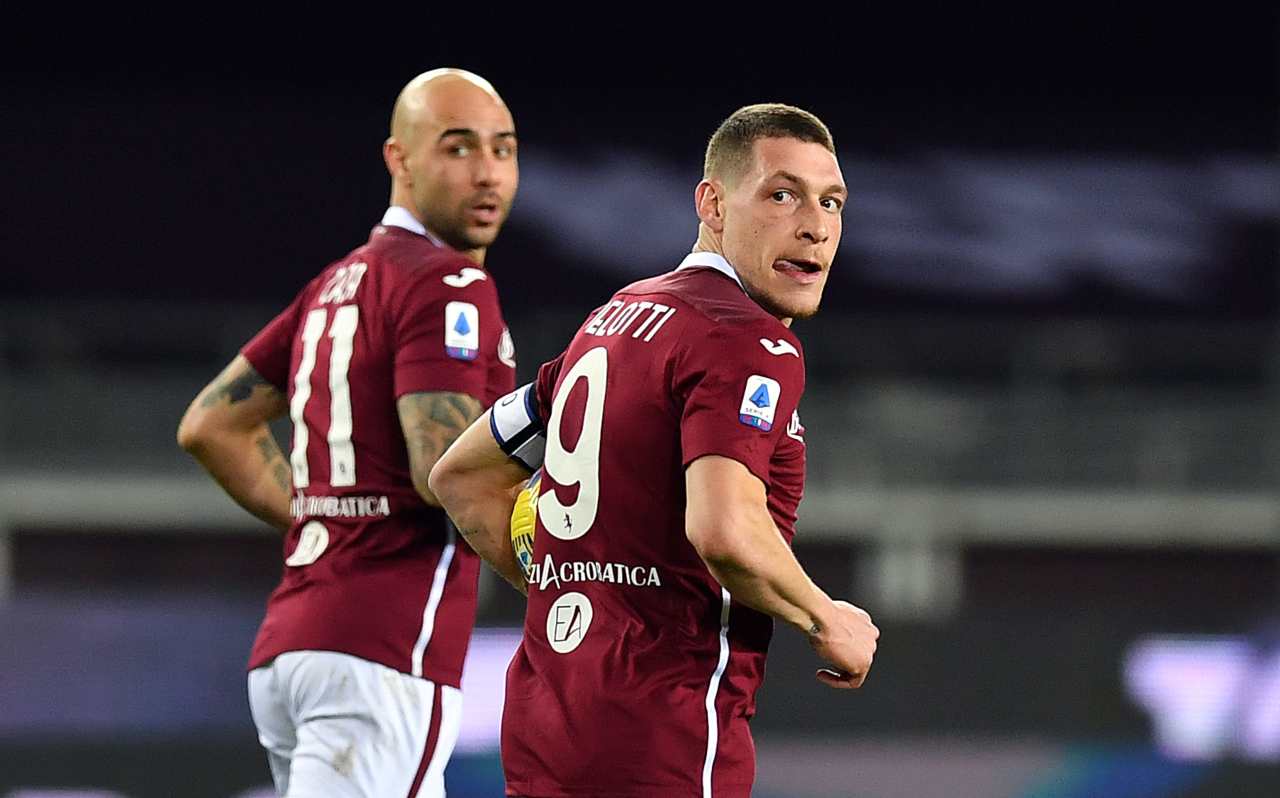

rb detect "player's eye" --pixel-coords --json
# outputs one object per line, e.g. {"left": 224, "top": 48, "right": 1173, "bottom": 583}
{"left": 448, "top": 144, "right": 471, "bottom": 157}
{"left": 771, "top": 190, "right": 794, "bottom": 203}
{"left": 820, "top": 197, "right": 844, "bottom": 212}
{"left": 495, "top": 143, "right": 516, "bottom": 159}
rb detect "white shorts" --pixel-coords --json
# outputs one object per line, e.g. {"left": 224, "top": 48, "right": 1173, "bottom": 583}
{"left": 247, "top": 650, "right": 462, "bottom": 798}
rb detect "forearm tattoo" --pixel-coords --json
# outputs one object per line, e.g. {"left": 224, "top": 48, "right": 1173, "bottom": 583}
{"left": 256, "top": 432, "right": 292, "bottom": 493}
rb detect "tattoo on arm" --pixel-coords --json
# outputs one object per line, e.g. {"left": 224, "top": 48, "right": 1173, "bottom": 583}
{"left": 255, "top": 433, "right": 292, "bottom": 493}
{"left": 400, "top": 391, "right": 484, "bottom": 472}
{"left": 201, "top": 365, "right": 281, "bottom": 408}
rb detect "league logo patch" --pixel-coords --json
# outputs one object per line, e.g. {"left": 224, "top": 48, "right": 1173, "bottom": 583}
{"left": 739, "top": 375, "right": 781, "bottom": 431}
{"left": 445, "top": 301, "right": 480, "bottom": 360}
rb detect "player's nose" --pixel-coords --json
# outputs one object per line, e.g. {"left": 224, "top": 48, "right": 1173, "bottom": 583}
{"left": 472, "top": 150, "right": 501, "bottom": 187}
{"left": 796, "top": 199, "right": 830, "bottom": 245}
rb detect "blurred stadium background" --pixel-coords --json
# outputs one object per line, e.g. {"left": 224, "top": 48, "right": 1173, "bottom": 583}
{"left": 2, "top": 14, "right": 1279, "bottom": 798}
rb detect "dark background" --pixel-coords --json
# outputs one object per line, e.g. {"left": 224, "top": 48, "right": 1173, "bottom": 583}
{"left": 4, "top": 12, "right": 1276, "bottom": 315}
{"left": 2, "top": 11, "right": 1279, "bottom": 798}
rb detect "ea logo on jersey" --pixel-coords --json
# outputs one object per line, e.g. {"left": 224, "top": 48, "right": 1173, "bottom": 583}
{"left": 739, "top": 375, "right": 781, "bottom": 431}
{"left": 547, "top": 591, "right": 594, "bottom": 654}
{"left": 444, "top": 301, "right": 480, "bottom": 360}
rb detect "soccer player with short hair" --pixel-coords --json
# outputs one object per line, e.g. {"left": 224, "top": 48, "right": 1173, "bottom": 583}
{"left": 431, "top": 103, "right": 879, "bottom": 798}
{"left": 177, "top": 68, "right": 519, "bottom": 798}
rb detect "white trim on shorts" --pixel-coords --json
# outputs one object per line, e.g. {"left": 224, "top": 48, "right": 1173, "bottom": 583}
{"left": 701, "top": 588, "right": 732, "bottom": 798}
{"left": 411, "top": 527, "right": 457, "bottom": 678}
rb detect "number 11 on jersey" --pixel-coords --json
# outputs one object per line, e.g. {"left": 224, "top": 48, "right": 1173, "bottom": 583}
{"left": 290, "top": 306, "right": 360, "bottom": 489}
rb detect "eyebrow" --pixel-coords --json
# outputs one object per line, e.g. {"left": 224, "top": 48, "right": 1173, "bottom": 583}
{"left": 438, "top": 128, "right": 518, "bottom": 141}
{"left": 769, "top": 170, "right": 847, "bottom": 198}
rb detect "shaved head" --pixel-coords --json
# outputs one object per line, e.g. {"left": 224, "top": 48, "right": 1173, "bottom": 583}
{"left": 383, "top": 68, "right": 518, "bottom": 264}
{"left": 390, "top": 68, "right": 505, "bottom": 147}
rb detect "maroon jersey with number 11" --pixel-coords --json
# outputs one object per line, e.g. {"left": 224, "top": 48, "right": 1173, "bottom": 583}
{"left": 241, "top": 217, "right": 515, "bottom": 687}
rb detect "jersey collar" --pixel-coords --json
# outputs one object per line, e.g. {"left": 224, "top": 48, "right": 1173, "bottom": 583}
{"left": 676, "top": 251, "right": 747, "bottom": 293}
{"left": 381, "top": 206, "right": 446, "bottom": 248}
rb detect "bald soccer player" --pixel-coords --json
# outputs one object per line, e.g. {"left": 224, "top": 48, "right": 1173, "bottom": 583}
{"left": 431, "top": 104, "right": 879, "bottom": 797}
{"left": 177, "top": 69, "right": 519, "bottom": 797}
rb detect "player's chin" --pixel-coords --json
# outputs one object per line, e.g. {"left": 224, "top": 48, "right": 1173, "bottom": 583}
{"left": 460, "top": 225, "right": 502, "bottom": 249}
{"left": 776, "top": 291, "right": 823, "bottom": 321}
{"left": 768, "top": 277, "right": 826, "bottom": 318}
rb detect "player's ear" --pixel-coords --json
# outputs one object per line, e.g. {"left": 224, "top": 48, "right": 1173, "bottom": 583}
{"left": 695, "top": 179, "right": 725, "bottom": 233}
{"left": 383, "top": 137, "right": 409, "bottom": 182}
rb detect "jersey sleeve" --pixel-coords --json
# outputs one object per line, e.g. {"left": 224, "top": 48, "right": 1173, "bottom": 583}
{"left": 677, "top": 324, "right": 805, "bottom": 486}
{"left": 392, "top": 261, "right": 503, "bottom": 401}
{"left": 533, "top": 349, "right": 568, "bottom": 426}
{"left": 240, "top": 291, "right": 307, "bottom": 391}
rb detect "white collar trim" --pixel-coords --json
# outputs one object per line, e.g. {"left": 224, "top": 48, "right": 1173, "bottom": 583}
{"left": 676, "top": 251, "right": 747, "bottom": 292}
{"left": 381, "top": 206, "right": 445, "bottom": 247}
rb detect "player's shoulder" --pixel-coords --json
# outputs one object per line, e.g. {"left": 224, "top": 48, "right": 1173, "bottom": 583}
{"left": 655, "top": 270, "right": 802, "bottom": 356}
{"left": 689, "top": 316, "right": 806, "bottom": 380}
{"left": 361, "top": 230, "right": 501, "bottom": 308}
{"left": 363, "top": 228, "right": 476, "bottom": 277}
{"left": 601, "top": 273, "right": 803, "bottom": 383}
{"left": 630, "top": 269, "right": 781, "bottom": 329}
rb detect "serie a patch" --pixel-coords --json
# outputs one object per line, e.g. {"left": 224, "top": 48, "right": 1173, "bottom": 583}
{"left": 739, "top": 375, "right": 780, "bottom": 431}
{"left": 445, "top": 301, "right": 480, "bottom": 360}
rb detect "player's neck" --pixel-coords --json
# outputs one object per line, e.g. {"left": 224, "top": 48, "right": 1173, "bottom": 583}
{"left": 385, "top": 199, "right": 487, "bottom": 264}
{"left": 691, "top": 226, "right": 726, "bottom": 262}
{"left": 692, "top": 228, "right": 793, "bottom": 328}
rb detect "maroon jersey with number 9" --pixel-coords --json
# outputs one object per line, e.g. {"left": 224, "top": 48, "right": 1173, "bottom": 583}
{"left": 502, "top": 254, "right": 807, "bottom": 798}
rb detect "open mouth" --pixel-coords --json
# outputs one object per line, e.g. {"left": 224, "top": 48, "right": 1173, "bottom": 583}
{"left": 469, "top": 202, "right": 501, "bottom": 223}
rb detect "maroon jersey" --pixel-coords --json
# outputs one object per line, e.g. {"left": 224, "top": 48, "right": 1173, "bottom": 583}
{"left": 502, "top": 253, "right": 807, "bottom": 798}
{"left": 240, "top": 216, "right": 516, "bottom": 687}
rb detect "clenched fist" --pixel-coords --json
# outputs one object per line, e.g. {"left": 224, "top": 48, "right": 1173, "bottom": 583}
{"left": 809, "top": 600, "right": 879, "bottom": 689}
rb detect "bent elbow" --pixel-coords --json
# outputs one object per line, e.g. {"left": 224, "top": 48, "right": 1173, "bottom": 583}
{"left": 176, "top": 409, "right": 208, "bottom": 455}
{"left": 686, "top": 514, "right": 748, "bottom": 571}
{"left": 425, "top": 456, "right": 460, "bottom": 512}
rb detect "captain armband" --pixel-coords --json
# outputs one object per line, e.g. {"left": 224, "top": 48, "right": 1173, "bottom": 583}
{"left": 489, "top": 383, "right": 546, "bottom": 471}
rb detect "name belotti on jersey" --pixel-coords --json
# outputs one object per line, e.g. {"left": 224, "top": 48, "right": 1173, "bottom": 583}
{"left": 528, "top": 553, "right": 663, "bottom": 592}
{"left": 583, "top": 299, "right": 677, "bottom": 342}
{"left": 290, "top": 493, "right": 392, "bottom": 519}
